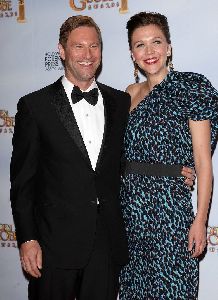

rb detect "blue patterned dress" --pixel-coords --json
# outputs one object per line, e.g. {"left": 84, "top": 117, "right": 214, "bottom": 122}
{"left": 119, "top": 71, "right": 218, "bottom": 300}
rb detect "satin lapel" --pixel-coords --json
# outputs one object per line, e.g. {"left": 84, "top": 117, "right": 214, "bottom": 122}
{"left": 51, "top": 79, "right": 92, "bottom": 168}
{"left": 95, "top": 82, "right": 116, "bottom": 171}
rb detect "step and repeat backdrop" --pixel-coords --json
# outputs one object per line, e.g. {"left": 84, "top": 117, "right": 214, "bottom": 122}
{"left": 0, "top": 0, "right": 218, "bottom": 299}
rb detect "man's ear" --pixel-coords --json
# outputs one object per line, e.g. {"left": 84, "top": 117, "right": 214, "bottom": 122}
{"left": 58, "top": 43, "right": 65, "bottom": 61}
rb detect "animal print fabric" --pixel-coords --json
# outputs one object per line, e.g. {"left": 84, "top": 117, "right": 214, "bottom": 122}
{"left": 119, "top": 71, "right": 218, "bottom": 299}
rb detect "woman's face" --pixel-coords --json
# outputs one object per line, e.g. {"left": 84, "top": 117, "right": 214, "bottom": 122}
{"left": 131, "top": 24, "right": 171, "bottom": 78}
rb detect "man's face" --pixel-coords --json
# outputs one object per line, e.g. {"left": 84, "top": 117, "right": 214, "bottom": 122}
{"left": 59, "top": 26, "right": 101, "bottom": 89}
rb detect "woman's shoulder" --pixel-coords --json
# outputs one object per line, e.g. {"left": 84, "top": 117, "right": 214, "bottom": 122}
{"left": 175, "top": 71, "right": 218, "bottom": 119}
{"left": 173, "top": 71, "right": 211, "bottom": 87}
{"left": 125, "top": 82, "right": 145, "bottom": 97}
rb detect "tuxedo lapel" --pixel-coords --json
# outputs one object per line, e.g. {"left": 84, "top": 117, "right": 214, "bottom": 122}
{"left": 51, "top": 79, "right": 92, "bottom": 168}
{"left": 95, "top": 82, "right": 116, "bottom": 171}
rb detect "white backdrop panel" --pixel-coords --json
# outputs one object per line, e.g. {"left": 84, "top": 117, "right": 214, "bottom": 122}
{"left": 0, "top": 1, "right": 217, "bottom": 299}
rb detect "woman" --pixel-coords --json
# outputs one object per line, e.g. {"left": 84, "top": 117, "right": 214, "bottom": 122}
{"left": 119, "top": 12, "right": 218, "bottom": 299}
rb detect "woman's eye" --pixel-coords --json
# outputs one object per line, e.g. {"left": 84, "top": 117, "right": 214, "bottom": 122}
{"left": 136, "top": 43, "right": 144, "bottom": 48}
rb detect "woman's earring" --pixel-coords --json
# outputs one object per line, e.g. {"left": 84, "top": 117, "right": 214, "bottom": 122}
{"left": 134, "top": 62, "right": 139, "bottom": 83}
{"left": 168, "top": 60, "right": 174, "bottom": 70}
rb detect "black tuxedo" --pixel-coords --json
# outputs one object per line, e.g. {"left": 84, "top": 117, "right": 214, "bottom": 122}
{"left": 10, "top": 78, "right": 130, "bottom": 269}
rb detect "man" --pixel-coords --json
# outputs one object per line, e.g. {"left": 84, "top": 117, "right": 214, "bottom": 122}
{"left": 10, "top": 15, "right": 194, "bottom": 300}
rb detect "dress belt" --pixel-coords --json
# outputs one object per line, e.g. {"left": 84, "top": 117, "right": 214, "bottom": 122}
{"left": 121, "top": 161, "right": 183, "bottom": 177}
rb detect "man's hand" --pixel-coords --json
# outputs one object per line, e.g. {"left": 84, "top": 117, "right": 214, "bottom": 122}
{"left": 20, "top": 240, "right": 42, "bottom": 278}
{"left": 182, "top": 166, "right": 196, "bottom": 187}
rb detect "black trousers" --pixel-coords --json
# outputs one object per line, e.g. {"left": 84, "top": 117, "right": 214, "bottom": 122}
{"left": 28, "top": 213, "right": 121, "bottom": 300}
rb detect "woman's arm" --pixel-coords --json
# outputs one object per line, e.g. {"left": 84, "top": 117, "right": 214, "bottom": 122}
{"left": 188, "top": 119, "right": 213, "bottom": 257}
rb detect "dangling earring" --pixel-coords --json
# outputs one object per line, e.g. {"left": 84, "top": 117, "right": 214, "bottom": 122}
{"left": 134, "top": 62, "right": 139, "bottom": 83}
{"left": 168, "top": 60, "right": 174, "bottom": 70}
{"left": 167, "top": 46, "right": 174, "bottom": 70}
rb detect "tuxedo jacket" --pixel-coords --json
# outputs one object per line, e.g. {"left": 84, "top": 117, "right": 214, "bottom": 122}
{"left": 10, "top": 78, "right": 131, "bottom": 268}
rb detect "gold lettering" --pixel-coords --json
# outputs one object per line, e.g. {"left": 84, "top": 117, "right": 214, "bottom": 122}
{"left": 208, "top": 234, "right": 218, "bottom": 246}
{"left": 69, "top": 0, "right": 86, "bottom": 11}
{"left": 0, "top": 111, "right": 15, "bottom": 127}
{"left": 0, "top": 110, "right": 8, "bottom": 127}
{"left": 207, "top": 227, "right": 218, "bottom": 246}
{"left": 5, "top": 116, "right": 14, "bottom": 127}
{"left": 0, "top": 224, "right": 16, "bottom": 241}
{"left": 0, "top": 1, "right": 12, "bottom": 11}
{"left": 0, "top": 230, "right": 9, "bottom": 241}
{"left": 212, "top": 227, "right": 218, "bottom": 236}
{"left": 3, "top": 224, "right": 12, "bottom": 231}
{"left": 17, "top": 0, "right": 26, "bottom": 23}
{"left": 119, "top": 0, "right": 128, "bottom": 13}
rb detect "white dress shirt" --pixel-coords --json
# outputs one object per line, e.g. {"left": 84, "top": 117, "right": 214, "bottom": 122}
{"left": 62, "top": 76, "right": 105, "bottom": 170}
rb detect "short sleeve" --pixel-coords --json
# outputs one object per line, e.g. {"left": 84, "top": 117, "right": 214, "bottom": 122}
{"left": 187, "top": 74, "right": 218, "bottom": 152}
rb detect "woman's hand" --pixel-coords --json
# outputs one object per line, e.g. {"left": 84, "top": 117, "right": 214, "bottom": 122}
{"left": 188, "top": 218, "right": 207, "bottom": 258}
{"left": 182, "top": 166, "right": 196, "bottom": 187}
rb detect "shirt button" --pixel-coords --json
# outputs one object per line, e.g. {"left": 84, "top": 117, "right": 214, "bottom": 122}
{"left": 88, "top": 141, "right": 92, "bottom": 144}
{"left": 86, "top": 113, "right": 89, "bottom": 117}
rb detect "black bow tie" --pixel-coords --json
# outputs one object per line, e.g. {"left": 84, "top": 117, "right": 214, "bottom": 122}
{"left": 71, "top": 85, "right": 98, "bottom": 106}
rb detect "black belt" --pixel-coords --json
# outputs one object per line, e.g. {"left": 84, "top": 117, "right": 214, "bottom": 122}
{"left": 121, "top": 161, "right": 183, "bottom": 177}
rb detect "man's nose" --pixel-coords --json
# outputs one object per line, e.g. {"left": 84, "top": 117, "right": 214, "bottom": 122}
{"left": 84, "top": 47, "right": 92, "bottom": 59}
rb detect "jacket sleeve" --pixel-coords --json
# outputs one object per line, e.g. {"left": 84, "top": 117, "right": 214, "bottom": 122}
{"left": 10, "top": 98, "right": 40, "bottom": 246}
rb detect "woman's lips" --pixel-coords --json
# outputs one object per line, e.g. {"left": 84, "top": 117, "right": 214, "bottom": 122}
{"left": 144, "top": 58, "right": 158, "bottom": 65}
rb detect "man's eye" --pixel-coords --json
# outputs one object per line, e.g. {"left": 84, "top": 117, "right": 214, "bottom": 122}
{"left": 154, "top": 40, "right": 161, "bottom": 44}
{"left": 91, "top": 45, "right": 97, "bottom": 48}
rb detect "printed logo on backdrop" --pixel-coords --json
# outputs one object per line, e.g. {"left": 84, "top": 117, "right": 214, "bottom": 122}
{"left": 207, "top": 226, "right": 218, "bottom": 254}
{"left": 0, "top": 0, "right": 26, "bottom": 22}
{"left": 0, "top": 110, "right": 15, "bottom": 134}
{"left": 0, "top": 224, "right": 17, "bottom": 248}
{"left": 45, "top": 52, "right": 64, "bottom": 71}
{"left": 69, "top": 0, "right": 128, "bottom": 13}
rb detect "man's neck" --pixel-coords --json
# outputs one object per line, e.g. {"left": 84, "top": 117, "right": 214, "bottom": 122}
{"left": 64, "top": 74, "right": 95, "bottom": 91}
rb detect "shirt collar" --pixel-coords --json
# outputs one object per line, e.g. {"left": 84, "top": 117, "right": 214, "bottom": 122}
{"left": 61, "top": 76, "right": 97, "bottom": 94}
